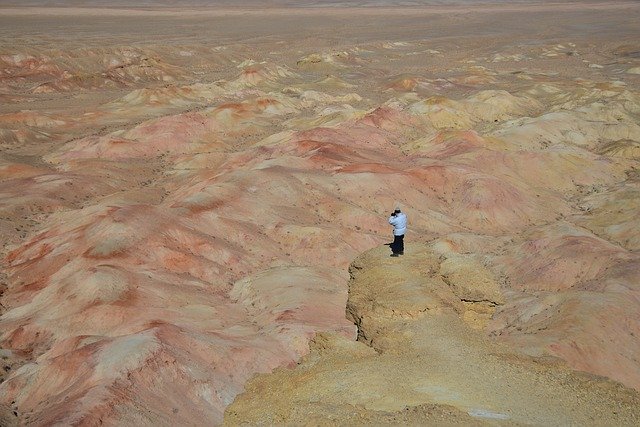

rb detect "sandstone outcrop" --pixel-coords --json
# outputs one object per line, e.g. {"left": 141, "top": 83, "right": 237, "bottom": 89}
{"left": 225, "top": 244, "right": 640, "bottom": 425}
{"left": 1, "top": 2, "right": 640, "bottom": 424}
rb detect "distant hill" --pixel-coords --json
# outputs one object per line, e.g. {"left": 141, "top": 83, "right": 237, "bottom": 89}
{"left": 0, "top": 0, "right": 582, "bottom": 8}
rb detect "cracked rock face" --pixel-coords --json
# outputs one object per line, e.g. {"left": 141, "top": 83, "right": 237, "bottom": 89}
{"left": 346, "top": 244, "right": 506, "bottom": 350}
{"left": 225, "top": 244, "right": 640, "bottom": 426}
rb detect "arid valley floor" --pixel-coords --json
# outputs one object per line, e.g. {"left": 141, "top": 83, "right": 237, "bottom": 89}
{"left": 1, "top": 1, "right": 640, "bottom": 425}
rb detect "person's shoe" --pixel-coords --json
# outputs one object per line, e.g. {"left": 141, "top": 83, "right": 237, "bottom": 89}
{"left": 390, "top": 253, "right": 400, "bottom": 257}
{"left": 398, "top": 252, "right": 404, "bottom": 255}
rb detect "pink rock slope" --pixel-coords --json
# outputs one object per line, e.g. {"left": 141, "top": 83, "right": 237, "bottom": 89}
{"left": 1, "top": 3, "right": 640, "bottom": 424}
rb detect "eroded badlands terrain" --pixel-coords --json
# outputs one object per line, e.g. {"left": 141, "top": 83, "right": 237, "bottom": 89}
{"left": 226, "top": 244, "right": 640, "bottom": 425}
{"left": 1, "top": 2, "right": 640, "bottom": 425}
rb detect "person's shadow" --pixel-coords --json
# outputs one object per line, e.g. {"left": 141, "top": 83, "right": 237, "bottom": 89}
{"left": 385, "top": 242, "right": 395, "bottom": 254}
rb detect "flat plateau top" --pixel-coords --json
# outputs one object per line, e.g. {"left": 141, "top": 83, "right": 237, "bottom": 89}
{"left": 1, "top": 1, "right": 639, "bottom": 16}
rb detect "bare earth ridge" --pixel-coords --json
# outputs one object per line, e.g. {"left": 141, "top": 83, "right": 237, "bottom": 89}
{"left": 1, "top": 1, "right": 640, "bottom": 425}
{"left": 225, "top": 243, "right": 640, "bottom": 425}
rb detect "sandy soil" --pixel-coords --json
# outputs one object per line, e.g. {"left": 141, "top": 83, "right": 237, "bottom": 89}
{"left": 1, "top": 1, "right": 639, "bottom": 425}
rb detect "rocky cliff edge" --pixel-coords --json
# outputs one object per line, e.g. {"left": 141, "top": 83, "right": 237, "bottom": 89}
{"left": 224, "top": 243, "right": 640, "bottom": 425}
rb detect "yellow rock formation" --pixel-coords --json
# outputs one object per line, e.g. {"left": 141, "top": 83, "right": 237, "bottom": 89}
{"left": 225, "top": 244, "right": 640, "bottom": 425}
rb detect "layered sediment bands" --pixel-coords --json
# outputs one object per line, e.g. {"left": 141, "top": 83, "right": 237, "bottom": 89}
{"left": 224, "top": 244, "right": 640, "bottom": 425}
{"left": 2, "top": 2, "right": 640, "bottom": 425}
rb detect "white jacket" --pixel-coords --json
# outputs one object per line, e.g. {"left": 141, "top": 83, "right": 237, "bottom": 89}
{"left": 388, "top": 212, "right": 407, "bottom": 236}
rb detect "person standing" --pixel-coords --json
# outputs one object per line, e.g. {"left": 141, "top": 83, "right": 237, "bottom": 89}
{"left": 388, "top": 208, "right": 407, "bottom": 257}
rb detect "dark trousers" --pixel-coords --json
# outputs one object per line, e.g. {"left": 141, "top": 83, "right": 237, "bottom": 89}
{"left": 392, "top": 234, "right": 404, "bottom": 254}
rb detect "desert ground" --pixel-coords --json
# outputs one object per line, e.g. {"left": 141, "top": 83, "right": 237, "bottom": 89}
{"left": 1, "top": 1, "right": 640, "bottom": 425}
